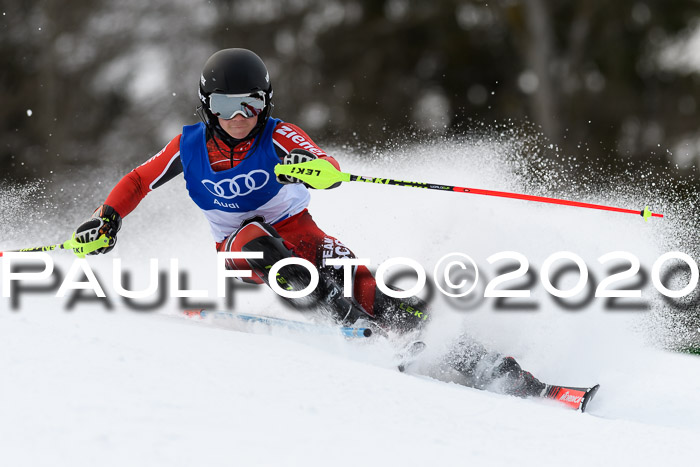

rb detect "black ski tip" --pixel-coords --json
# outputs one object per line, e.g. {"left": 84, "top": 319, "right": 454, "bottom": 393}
{"left": 580, "top": 384, "right": 600, "bottom": 413}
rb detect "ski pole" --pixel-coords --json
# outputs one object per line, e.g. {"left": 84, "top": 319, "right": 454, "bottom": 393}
{"left": 274, "top": 159, "right": 663, "bottom": 221}
{"left": 0, "top": 234, "right": 110, "bottom": 259}
{"left": 183, "top": 309, "right": 373, "bottom": 338}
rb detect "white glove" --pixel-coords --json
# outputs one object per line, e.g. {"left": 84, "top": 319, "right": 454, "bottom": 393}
{"left": 276, "top": 149, "right": 317, "bottom": 185}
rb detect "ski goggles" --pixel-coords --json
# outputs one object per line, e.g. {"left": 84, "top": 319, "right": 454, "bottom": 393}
{"left": 208, "top": 91, "right": 266, "bottom": 119}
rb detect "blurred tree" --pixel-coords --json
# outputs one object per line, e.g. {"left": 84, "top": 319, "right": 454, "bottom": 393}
{"left": 2, "top": 0, "right": 700, "bottom": 180}
{"left": 1, "top": 0, "right": 101, "bottom": 176}
{"left": 0, "top": 0, "right": 209, "bottom": 179}
{"left": 499, "top": 0, "right": 700, "bottom": 169}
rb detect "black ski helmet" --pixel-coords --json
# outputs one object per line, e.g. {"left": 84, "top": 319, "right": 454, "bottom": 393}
{"left": 198, "top": 48, "right": 273, "bottom": 143}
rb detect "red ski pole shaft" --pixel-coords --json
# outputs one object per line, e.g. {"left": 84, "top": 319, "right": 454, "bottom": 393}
{"left": 274, "top": 160, "right": 664, "bottom": 220}
{"left": 349, "top": 175, "right": 664, "bottom": 219}
{"left": 455, "top": 186, "right": 663, "bottom": 218}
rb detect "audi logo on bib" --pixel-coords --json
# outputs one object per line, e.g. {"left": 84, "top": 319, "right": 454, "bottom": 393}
{"left": 201, "top": 170, "right": 270, "bottom": 199}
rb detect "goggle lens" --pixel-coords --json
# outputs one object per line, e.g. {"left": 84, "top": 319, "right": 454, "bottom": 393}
{"left": 209, "top": 92, "right": 265, "bottom": 119}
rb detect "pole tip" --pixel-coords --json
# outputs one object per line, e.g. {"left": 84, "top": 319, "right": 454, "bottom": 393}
{"left": 641, "top": 206, "right": 652, "bottom": 221}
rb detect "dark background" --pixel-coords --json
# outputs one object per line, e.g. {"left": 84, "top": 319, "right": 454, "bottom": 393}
{"left": 2, "top": 0, "right": 700, "bottom": 184}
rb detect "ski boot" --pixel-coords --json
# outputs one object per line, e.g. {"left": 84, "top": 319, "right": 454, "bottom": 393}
{"left": 492, "top": 356, "right": 548, "bottom": 398}
{"left": 442, "top": 337, "right": 600, "bottom": 412}
{"left": 475, "top": 356, "right": 600, "bottom": 412}
{"left": 495, "top": 357, "right": 600, "bottom": 412}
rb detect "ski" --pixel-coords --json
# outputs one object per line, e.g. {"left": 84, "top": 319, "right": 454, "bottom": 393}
{"left": 181, "top": 310, "right": 600, "bottom": 412}
{"left": 182, "top": 309, "right": 373, "bottom": 338}
{"left": 543, "top": 384, "right": 600, "bottom": 413}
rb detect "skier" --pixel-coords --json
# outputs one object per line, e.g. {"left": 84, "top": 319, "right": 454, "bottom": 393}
{"left": 74, "top": 48, "right": 596, "bottom": 410}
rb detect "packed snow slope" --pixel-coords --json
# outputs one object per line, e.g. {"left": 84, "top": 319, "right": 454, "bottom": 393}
{"left": 1, "top": 132, "right": 699, "bottom": 466}
{"left": 1, "top": 308, "right": 699, "bottom": 467}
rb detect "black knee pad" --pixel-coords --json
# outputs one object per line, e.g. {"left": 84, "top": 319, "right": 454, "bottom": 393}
{"left": 242, "top": 235, "right": 313, "bottom": 293}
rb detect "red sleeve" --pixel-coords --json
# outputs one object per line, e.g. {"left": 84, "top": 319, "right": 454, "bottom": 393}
{"left": 104, "top": 135, "right": 183, "bottom": 217}
{"left": 272, "top": 122, "right": 340, "bottom": 170}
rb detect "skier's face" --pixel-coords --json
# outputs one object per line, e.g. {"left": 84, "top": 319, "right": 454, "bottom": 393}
{"left": 218, "top": 114, "right": 257, "bottom": 140}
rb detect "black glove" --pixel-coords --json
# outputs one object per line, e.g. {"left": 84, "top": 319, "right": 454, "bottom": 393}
{"left": 276, "top": 149, "right": 317, "bottom": 185}
{"left": 75, "top": 204, "right": 122, "bottom": 255}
